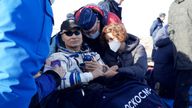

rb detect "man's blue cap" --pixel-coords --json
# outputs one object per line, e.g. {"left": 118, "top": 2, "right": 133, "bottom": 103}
{"left": 77, "top": 8, "right": 97, "bottom": 30}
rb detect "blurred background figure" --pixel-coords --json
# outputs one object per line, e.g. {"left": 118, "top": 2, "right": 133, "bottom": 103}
{"left": 150, "top": 12, "right": 166, "bottom": 60}
{"left": 168, "top": 0, "right": 192, "bottom": 107}
{"left": 151, "top": 25, "right": 177, "bottom": 108}
{"left": 98, "top": 0, "right": 124, "bottom": 19}
{"left": 66, "top": 13, "right": 75, "bottom": 20}
{"left": 0, "top": 0, "right": 54, "bottom": 107}
{"left": 150, "top": 13, "right": 166, "bottom": 46}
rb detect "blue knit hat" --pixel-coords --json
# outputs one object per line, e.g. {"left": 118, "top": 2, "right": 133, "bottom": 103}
{"left": 77, "top": 8, "right": 97, "bottom": 30}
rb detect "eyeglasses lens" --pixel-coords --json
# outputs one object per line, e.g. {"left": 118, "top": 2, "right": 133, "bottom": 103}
{"left": 64, "top": 31, "right": 80, "bottom": 36}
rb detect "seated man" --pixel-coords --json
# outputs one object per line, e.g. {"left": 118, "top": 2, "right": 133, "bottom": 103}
{"left": 41, "top": 19, "right": 117, "bottom": 108}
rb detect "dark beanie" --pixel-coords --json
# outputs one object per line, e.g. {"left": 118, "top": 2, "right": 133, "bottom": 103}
{"left": 77, "top": 8, "right": 97, "bottom": 30}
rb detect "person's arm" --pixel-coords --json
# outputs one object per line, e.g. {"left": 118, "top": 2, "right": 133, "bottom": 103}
{"left": 154, "top": 26, "right": 167, "bottom": 43}
{"left": 84, "top": 52, "right": 108, "bottom": 73}
{"left": 35, "top": 71, "right": 61, "bottom": 101}
{"left": 118, "top": 45, "right": 147, "bottom": 80}
{"left": 30, "top": 70, "right": 61, "bottom": 108}
{"left": 150, "top": 20, "right": 158, "bottom": 36}
{"left": 44, "top": 53, "right": 96, "bottom": 89}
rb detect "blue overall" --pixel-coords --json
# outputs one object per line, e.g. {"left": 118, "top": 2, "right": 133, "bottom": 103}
{"left": 0, "top": 0, "right": 53, "bottom": 107}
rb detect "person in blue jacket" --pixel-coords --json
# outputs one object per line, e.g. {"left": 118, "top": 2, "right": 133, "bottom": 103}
{"left": 30, "top": 65, "right": 65, "bottom": 108}
{"left": 150, "top": 13, "right": 166, "bottom": 45}
{"left": 150, "top": 13, "right": 166, "bottom": 60}
{"left": 0, "top": 0, "right": 54, "bottom": 107}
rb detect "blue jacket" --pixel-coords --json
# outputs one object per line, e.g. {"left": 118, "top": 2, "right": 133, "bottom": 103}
{"left": 150, "top": 18, "right": 163, "bottom": 38}
{"left": 30, "top": 71, "right": 61, "bottom": 108}
{"left": 153, "top": 38, "right": 176, "bottom": 98}
{"left": 95, "top": 74, "right": 169, "bottom": 108}
{"left": 34, "top": 73, "right": 169, "bottom": 108}
{"left": 0, "top": 0, "right": 53, "bottom": 107}
{"left": 152, "top": 26, "right": 177, "bottom": 98}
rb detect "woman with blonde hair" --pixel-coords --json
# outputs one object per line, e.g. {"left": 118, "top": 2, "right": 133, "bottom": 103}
{"left": 101, "top": 23, "right": 147, "bottom": 81}
{"left": 89, "top": 23, "right": 169, "bottom": 108}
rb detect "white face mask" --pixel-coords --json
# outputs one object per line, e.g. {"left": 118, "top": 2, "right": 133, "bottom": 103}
{"left": 86, "top": 30, "right": 100, "bottom": 39}
{"left": 108, "top": 39, "right": 121, "bottom": 52}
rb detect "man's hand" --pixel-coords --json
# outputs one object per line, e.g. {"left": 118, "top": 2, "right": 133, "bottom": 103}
{"left": 84, "top": 61, "right": 103, "bottom": 72}
{"left": 91, "top": 67, "right": 104, "bottom": 79}
{"left": 104, "top": 65, "right": 118, "bottom": 78}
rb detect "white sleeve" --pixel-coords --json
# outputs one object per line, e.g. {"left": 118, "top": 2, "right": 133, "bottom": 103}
{"left": 44, "top": 53, "right": 94, "bottom": 89}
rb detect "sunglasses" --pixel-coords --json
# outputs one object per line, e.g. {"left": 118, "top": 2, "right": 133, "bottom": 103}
{"left": 64, "top": 31, "right": 81, "bottom": 36}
